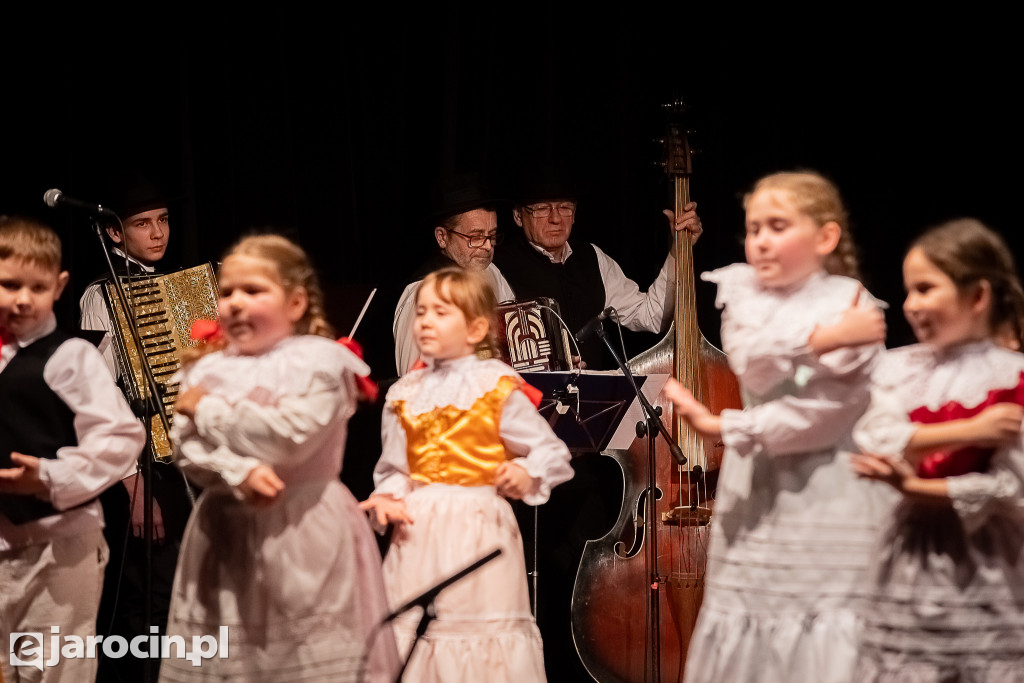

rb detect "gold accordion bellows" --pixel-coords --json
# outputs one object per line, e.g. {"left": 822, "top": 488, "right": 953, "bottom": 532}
{"left": 105, "top": 263, "right": 219, "bottom": 462}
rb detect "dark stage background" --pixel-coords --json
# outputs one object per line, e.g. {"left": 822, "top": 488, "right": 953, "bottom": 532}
{"left": 3, "top": 12, "right": 1019, "bottom": 497}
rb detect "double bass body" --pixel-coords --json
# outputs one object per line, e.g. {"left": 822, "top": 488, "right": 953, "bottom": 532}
{"left": 570, "top": 105, "right": 741, "bottom": 682}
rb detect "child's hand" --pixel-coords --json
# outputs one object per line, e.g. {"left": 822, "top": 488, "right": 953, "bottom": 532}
{"left": 359, "top": 494, "right": 413, "bottom": 528}
{"left": 495, "top": 461, "right": 537, "bottom": 500}
{"left": 662, "top": 379, "right": 722, "bottom": 439}
{"left": 967, "top": 402, "right": 1024, "bottom": 446}
{"left": 0, "top": 452, "right": 47, "bottom": 498}
{"left": 174, "top": 385, "right": 209, "bottom": 419}
{"left": 850, "top": 451, "right": 916, "bottom": 492}
{"left": 238, "top": 465, "right": 285, "bottom": 506}
{"left": 809, "top": 288, "right": 886, "bottom": 355}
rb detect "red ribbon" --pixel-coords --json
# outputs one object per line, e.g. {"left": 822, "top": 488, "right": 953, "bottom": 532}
{"left": 189, "top": 319, "right": 223, "bottom": 343}
{"left": 0, "top": 326, "right": 12, "bottom": 356}
{"left": 337, "top": 336, "right": 379, "bottom": 402}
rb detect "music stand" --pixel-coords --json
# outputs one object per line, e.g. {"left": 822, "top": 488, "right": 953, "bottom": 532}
{"left": 520, "top": 371, "right": 666, "bottom": 454}
{"left": 517, "top": 370, "right": 667, "bottom": 617}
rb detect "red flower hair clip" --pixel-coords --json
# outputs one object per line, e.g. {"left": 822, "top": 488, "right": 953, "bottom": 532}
{"left": 189, "top": 319, "right": 224, "bottom": 343}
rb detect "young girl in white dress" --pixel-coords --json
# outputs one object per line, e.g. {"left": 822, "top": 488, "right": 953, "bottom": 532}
{"left": 360, "top": 266, "right": 574, "bottom": 683}
{"left": 159, "top": 234, "right": 399, "bottom": 682}
{"left": 851, "top": 218, "right": 1024, "bottom": 681}
{"left": 663, "top": 170, "right": 893, "bottom": 683}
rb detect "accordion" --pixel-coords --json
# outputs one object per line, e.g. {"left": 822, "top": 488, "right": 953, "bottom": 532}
{"left": 495, "top": 297, "right": 573, "bottom": 372}
{"left": 105, "top": 263, "right": 219, "bottom": 462}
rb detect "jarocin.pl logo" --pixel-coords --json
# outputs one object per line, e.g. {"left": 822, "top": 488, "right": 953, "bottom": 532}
{"left": 10, "top": 626, "right": 229, "bottom": 670}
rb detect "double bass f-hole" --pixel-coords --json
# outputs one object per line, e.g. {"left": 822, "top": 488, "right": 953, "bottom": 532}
{"left": 613, "top": 485, "right": 663, "bottom": 560}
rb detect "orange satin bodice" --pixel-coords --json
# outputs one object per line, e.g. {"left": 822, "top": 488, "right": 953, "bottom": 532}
{"left": 393, "top": 375, "right": 519, "bottom": 487}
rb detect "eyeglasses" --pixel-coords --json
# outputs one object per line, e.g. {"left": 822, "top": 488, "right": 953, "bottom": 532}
{"left": 522, "top": 202, "right": 577, "bottom": 218}
{"left": 447, "top": 229, "right": 503, "bottom": 248}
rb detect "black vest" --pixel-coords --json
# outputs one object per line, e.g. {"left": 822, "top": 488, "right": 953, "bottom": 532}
{"left": 0, "top": 329, "right": 79, "bottom": 524}
{"left": 495, "top": 231, "right": 611, "bottom": 369}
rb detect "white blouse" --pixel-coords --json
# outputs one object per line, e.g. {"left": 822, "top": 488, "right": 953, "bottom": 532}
{"left": 171, "top": 335, "right": 370, "bottom": 492}
{"left": 854, "top": 340, "right": 1024, "bottom": 532}
{"left": 373, "top": 355, "right": 574, "bottom": 506}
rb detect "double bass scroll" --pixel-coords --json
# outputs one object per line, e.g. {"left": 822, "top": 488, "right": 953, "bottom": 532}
{"left": 570, "top": 100, "right": 742, "bottom": 683}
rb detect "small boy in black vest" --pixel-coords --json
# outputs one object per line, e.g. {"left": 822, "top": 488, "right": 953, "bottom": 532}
{"left": 0, "top": 215, "right": 145, "bottom": 682}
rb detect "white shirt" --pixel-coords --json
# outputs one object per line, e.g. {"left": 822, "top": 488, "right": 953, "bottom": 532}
{"left": 171, "top": 335, "right": 370, "bottom": 493}
{"left": 0, "top": 314, "right": 146, "bottom": 550}
{"left": 79, "top": 248, "right": 156, "bottom": 377}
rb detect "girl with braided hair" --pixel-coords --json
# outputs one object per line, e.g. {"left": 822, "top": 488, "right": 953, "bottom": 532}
{"left": 160, "top": 234, "right": 398, "bottom": 682}
{"left": 663, "top": 170, "right": 893, "bottom": 683}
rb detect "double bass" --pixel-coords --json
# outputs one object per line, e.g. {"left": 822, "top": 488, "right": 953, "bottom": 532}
{"left": 571, "top": 102, "right": 742, "bottom": 682}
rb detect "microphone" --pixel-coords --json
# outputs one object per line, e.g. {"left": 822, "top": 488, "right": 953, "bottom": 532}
{"left": 575, "top": 307, "right": 615, "bottom": 341}
{"left": 43, "top": 189, "right": 116, "bottom": 217}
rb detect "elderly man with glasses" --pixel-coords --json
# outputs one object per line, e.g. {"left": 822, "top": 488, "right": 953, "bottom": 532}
{"left": 494, "top": 168, "right": 703, "bottom": 683}
{"left": 497, "top": 173, "right": 701, "bottom": 370}
{"left": 393, "top": 173, "right": 515, "bottom": 375}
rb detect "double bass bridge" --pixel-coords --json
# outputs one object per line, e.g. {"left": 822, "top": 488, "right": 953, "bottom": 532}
{"left": 661, "top": 505, "right": 712, "bottom": 527}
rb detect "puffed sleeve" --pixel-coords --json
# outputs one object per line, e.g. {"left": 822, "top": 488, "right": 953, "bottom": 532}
{"left": 946, "top": 440, "right": 1024, "bottom": 534}
{"left": 499, "top": 387, "right": 574, "bottom": 505}
{"left": 38, "top": 338, "right": 144, "bottom": 510}
{"left": 721, "top": 374, "right": 872, "bottom": 458}
{"left": 189, "top": 349, "right": 359, "bottom": 467}
{"left": 371, "top": 401, "right": 414, "bottom": 499}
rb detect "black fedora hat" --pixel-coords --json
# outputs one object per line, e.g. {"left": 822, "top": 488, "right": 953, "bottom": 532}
{"left": 512, "top": 160, "right": 581, "bottom": 205}
{"left": 425, "top": 171, "right": 505, "bottom": 223}
{"left": 101, "top": 168, "right": 177, "bottom": 219}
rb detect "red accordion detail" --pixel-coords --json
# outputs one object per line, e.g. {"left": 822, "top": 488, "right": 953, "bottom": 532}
{"left": 910, "top": 371, "right": 1024, "bottom": 478}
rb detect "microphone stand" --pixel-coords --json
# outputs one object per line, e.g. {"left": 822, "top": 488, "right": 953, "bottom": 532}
{"left": 385, "top": 548, "right": 502, "bottom": 683}
{"left": 88, "top": 214, "right": 169, "bottom": 683}
{"left": 585, "top": 319, "right": 685, "bottom": 682}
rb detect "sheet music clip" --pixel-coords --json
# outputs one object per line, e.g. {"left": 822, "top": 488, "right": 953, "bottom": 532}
{"left": 553, "top": 384, "right": 579, "bottom": 415}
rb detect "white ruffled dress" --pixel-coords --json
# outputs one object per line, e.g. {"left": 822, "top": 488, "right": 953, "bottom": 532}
{"left": 372, "top": 355, "right": 574, "bottom": 683}
{"left": 853, "top": 341, "right": 1024, "bottom": 682}
{"left": 683, "top": 264, "right": 895, "bottom": 683}
{"left": 159, "top": 335, "right": 399, "bottom": 682}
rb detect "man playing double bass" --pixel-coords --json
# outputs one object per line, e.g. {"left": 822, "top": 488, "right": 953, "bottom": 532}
{"left": 494, "top": 167, "right": 702, "bottom": 682}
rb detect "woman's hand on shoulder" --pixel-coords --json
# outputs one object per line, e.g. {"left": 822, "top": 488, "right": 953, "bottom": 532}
{"left": 495, "top": 461, "right": 537, "bottom": 500}
{"left": 238, "top": 464, "right": 285, "bottom": 506}
{"left": 359, "top": 494, "right": 413, "bottom": 528}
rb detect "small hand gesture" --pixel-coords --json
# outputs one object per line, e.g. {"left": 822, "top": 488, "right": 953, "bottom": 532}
{"left": 238, "top": 465, "right": 285, "bottom": 506}
{"left": 663, "top": 378, "right": 722, "bottom": 439}
{"left": 359, "top": 494, "right": 414, "bottom": 529}
{"left": 663, "top": 201, "right": 702, "bottom": 245}
{"left": 810, "top": 287, "right": 886, "bottom": 355}
{"left": 850, "top": 451, "right": 916, "bottom": 492}
{"left": 0, "top": 452, "right": 46, "bottom": 498}
{"left": 967, "top": 402, "right": 1024, "bottom": 447}
{"left": 174, "top": 385, "right": 209, "bottom": 419}
{"left": 495, "top": 461, "right": 537, "bottom": 500}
